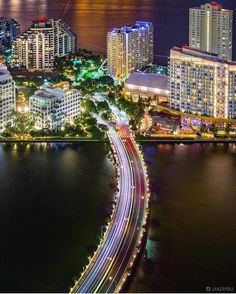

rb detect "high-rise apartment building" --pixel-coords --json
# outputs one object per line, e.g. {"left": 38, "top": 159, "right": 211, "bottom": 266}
{"left": 29, "top": 82, "right": 81, "bottom": 130}
{"left": 169, "top": 46, "right": 236, "bottom": 119}
{"left": 0, "top": 17, "right": 20, "bottom": 52}
{"left": 12, "top": 17, "right": 77, "bottom": 71}
{"left": 0, "top": 64, "right": 16, "bottom": 131}
{"left": 107, "top": 21, "right": 153, "bottom": 79}
{"left": 189, "top": 2, "right": 233, "bottom": 61}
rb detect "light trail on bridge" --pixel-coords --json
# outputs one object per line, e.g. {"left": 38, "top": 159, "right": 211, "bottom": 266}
{"left": 71, "top": 114, "right": 149, "bottom": 293}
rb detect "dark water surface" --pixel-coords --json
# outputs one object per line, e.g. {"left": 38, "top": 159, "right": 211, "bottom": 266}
{"left": 1, "top": 142, "right": 235, "bottom": 292}
{"left": 131, "top": 143, "right": 236, "bottom": 293}
{"left": 0, "top": 143, "right": 115, "bottom": 292}
{"left": 0, "top": 0, "right": 235, "bottom": 58}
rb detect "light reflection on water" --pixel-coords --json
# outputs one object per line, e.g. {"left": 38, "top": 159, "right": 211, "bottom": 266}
{"left": 140, "top": 142, "right": 236, "bottom": 293}
{"left": 0, "top": 142, "right": 116, "bottom": 292}
{"left": 0, "top": 0, "right": 235, "bottom": 57}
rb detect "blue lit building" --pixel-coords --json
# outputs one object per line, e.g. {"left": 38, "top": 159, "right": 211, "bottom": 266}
{"left": 107, "top": 21, "right": 154, "bottom": 80}
{"left": 0, "top": 17, "right": 20, "bottom": 52}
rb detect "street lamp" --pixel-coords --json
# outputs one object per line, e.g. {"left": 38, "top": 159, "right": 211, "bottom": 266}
{"left": 109, "top": 277, "right": 118, "bottom": 290}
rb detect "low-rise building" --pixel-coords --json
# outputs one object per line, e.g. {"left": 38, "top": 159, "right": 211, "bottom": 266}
{"left": 124, "top": 72, "right": 169, "bottom": 103}
{"left": 152, "top": 112, "right": 181, "bottom": 132}
{"left": 29, "top": 82, "right": 81, "bottom": 130}
{"left": 0, "top": 64, "right": 16, "bottom": 131}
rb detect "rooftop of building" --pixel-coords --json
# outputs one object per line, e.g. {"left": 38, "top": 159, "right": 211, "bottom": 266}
{"left": 125, "top": 72, "right": 168, "bottom": 91}
{"left": 111, "top": 21, "right": 152, "bottom": 34}
{"left": 191, "top": 2, "right": 232, "bottom": 12}
{"left": 34, "top": 16, "right": 49, "bottom": 23}
{"left": 171, "top": 46, "right": 236, "bottom": 65}
{"left": 203, "top": 2, "right": 222, "bottom": 10}
{"left": 0, "top": 17, "right": 12, "bottom": 21}
{"left": 0, "top": 63, "right": 11, "bottom": 77}
{"left": 33, "top": 90, "right": 57, "bottom": 100}
{"left": 31, "top": 17, "right": 55, "bottom": 29}
{"left": 18, "top": 17, "right": 77, "bottom": 34}
{"left": 32, "top": 82, "right": 78, "bottom": 101}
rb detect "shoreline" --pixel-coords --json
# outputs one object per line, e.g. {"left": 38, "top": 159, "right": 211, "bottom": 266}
{"left": 1, "top": 138, "right": 236, "bottom": 144}
{"left": 0, "top": 138, "right": 106, "bottom": 143}
{"left": 136, "top": 138, "right": 236, "bottom": 143}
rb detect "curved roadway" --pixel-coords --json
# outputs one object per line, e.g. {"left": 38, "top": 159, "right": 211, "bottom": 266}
{"left": 71, "top": 116, "right": 148, "bottom": 293}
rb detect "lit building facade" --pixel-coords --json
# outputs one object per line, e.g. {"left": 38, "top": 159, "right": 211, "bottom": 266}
{"left": 0, "top": 64, "right": 16, "bottom": 131}
{"left": 107, "top": 21, "right": 153, "bottom": 80}
{"left": 12, "top": 17, "right": 77, "bottom": 71}
{"left": 189, "top": 2, "right": 233, "bottom": 61}
{"left": 29, "top": 82, "right": 81, "bottom": 130}
{"left": 0, "top": 17, "right": 20, "bottom": 52}
{"left": 124, "top": 72, "right": 169, "bottom": 103}
{"left": 169, "top": 46, "right": 236, "bottom": 120}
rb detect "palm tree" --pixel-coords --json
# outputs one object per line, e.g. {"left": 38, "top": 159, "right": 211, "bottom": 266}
{"left": 6, "top": 110, "right": 38, "bottom": 137}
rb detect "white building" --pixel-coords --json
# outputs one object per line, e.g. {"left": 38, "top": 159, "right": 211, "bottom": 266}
{"left": 29, "top": 82, "right": 81, "bottom": 130}
{"left": 107, "top": 21, "right": 153, "bottom": 80}
{"left": 189, "top": 2, "right": 233, "bottom": 61}
{"left": 12, "top": 17, "right": 77, "bottom": 71}
{"left": 169, "top": 46, "right": 236, "bottom": 120}
{"left": 0, "top": 64, "right": 16, "bottom": 131}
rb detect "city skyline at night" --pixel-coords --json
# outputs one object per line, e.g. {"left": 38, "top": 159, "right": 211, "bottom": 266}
{"left": 0, "top": 1, "right": 235, "bottom": 294}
